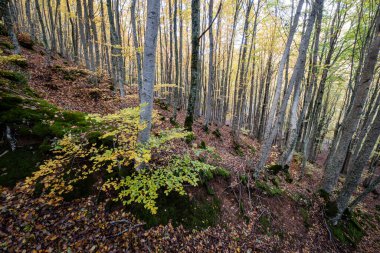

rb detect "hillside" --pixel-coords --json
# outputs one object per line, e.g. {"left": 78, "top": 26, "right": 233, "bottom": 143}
{"left": 1, "top": 34, "right": 380, "bottom": 252}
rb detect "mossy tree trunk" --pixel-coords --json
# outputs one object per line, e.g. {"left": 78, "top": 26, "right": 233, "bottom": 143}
{"left": 0, "top": 0, "right": 20, "bottom": 54}
{"left": 184, "top": 0, "right": 201, "bottom": 131}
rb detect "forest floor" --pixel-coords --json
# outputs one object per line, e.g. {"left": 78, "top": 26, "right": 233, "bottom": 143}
{"left": 1, "top": 40, "right": 380, "bottom": 252}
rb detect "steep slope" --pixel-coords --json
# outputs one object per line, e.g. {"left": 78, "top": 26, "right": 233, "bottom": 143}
{"left": 0, "top": 36, "right": 379, "bottom": 253}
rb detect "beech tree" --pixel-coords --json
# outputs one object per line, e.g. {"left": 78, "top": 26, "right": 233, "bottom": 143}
{"left": 138, "top": 0, "right": 161, "bottom": 144}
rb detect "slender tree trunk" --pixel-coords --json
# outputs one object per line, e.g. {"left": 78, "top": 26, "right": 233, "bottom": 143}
{"left": 25, "top": 0, "right": 35, "bottom": 40}
{"left": 47, "top": 0, "right": 56, "bottom": 54}
{"left": 184, "top": 0, "right": 201, "bottom": 131}
{"left": 131, "top": 0, "right": 143, "bottom": 98}
{"left": 204, "top": 0, "right": 215, "bottom": 128}
{"left": 88, "top": 0, "right": 100, "bottom": 70}
{"left": 77, "top": 0, "right": 90, "bottom": 69}
{"left": 138, "top": 0, "right": 161, "bottom": 144}
{"left": 0, "top": 0, "right": 20, "bottom": 54}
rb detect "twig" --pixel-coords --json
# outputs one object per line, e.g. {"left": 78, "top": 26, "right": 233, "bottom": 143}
{"left": 0, "top": 150, "right": 9, "bottom": 158}
{"left": 109, "top": 219, "right": 132, "bottom": 225}
{"left": 107, "top": 223, "right": 145, "bottom": 238}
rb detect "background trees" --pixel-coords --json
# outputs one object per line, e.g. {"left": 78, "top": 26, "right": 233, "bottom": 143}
{"left": 6, "top": 0, "right": 380, "bottom": 222}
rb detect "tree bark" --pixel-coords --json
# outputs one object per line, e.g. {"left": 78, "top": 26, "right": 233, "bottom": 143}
{"left": 138, "top": 0, "right": 161, "bottom": 144}
{"left": 321, "top": 10, "right": 380, "bottom": 193}
{"left": 184, "top": 0, "right": 201, "bottom": 131}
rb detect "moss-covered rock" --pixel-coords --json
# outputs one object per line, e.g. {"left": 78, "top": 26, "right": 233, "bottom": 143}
{"left": 267, "top": 164, "right": 289, "bottom": 175}
{"left": 0, "top": 148, "right": 44, "bottom": 187}
{"left": 128, "top": 191, "right": 221, "bottom": 229}
{"left": 0, "top": 55, "right": 28, "bottom": 68}
{"left": 0, "top": 70, "right": 27, "bottom": 85}
{"left": 255, "top": 180, "right": 283, "bottom": 196}
{"left": 0, "top": 71, "right": 90, "bottom": 187}
{"left": 52, "top": 65, "right": 89, "bottom": 81}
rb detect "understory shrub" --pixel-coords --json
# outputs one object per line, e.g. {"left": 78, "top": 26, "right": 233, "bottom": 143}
{"left": 24, "top": 106, "right": 221, "bottom": 214}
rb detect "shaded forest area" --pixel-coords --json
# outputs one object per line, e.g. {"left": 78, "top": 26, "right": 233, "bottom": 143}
{"left": 0, "top": 0, "right": 380, "bottom": 252}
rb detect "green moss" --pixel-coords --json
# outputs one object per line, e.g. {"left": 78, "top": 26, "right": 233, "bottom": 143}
{"left": 52, "top": 65, "right": 89, "bottom": 81}
{"left": 271, "top": 176, "right": 281, "bottom": 187}
{"left": 259, "top": 214, "right": 272, "bottom": 235}
{"left": 129, "top": 192, "right": 221, "bottom": 229}
{"left": 290, "top": 192, "right": 312, "bottom": 208}
{"left": 0, "top": 93, "right": 23, "bottom": 111}
{"left": 0, "top": 40, "right": 14, "bottom": 50}
{"left": 255, "top": 180, "right": 283, "bottom": 196}
{"left": 267, "top": 164, "right": 289, "bottom": 175}
{"left": 300, "top": 207, "right": 311, "bottom": 228}
{"left": 200, "top": 140, "right": 207, "bottom": 149}
{"left": 0, "top": 70, "right": 27, "bottom": 85}
{"left": 0, "top": 148, "right": 44, "bottom": 187}
{"left": 200, "top": 167, "right": 230, "bottom": 183}
{"left": 248, "top": 145, "right": 256, "bottom": 155}
{"left": 233, "top": 143, "right": 244, "bottom": 157}
{"left": 330, "top": 213, "right": 365, "bottom": 246}
{"left": 240, "top": 174, "right": 248, "bottom": 185}
{"left": 214, "top": 167, "right": 231, "bottom": 179}
{"left": 169, "top": 117, "right": 180, "bottom": 127}
{"left": 185, "top": 132, "right": 196, "bottom": 144}
{"left": 0, "top": 55, "right": 27, "bottom": 68}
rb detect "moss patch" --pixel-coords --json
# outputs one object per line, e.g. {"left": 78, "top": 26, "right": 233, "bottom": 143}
{"left": 258, "top": 214, "right": 272, "bottom": 235}
{"left": 0, "top": 148, "right": 44, "bottom": 187}
{"left": 330, "top": 214, "right": 365, "bottom": 246}
{"left": 52, "top": 65, "right": 89, "bottom": 81}
{"left": 255, "top": 180, "right": 283, "bottom": 196}
{"left": 0, "top": 70, "right": 27, "bottom": 85}
{"left": 0, "top": 55, "right": 27, "bottom": 68}
{"left": 128, "top": 192, "right": 221, "bottom": 230}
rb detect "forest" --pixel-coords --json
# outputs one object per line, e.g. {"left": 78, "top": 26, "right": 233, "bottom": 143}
{"left": 0, "top": 0, "right": 379, "bottom": 251}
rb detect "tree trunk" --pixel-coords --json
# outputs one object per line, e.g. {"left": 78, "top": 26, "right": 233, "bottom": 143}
{"left": 184, "top": 0, "right": 201, "bottom": 131}
{"left": 131, "top": 0, "right": 143, "bottom": 98}
{"left": 0, "top": 0, "right": 20, "bottom": 54}
{"left": 138, "top": 0, "right": 161, "bottom": 144}
{"left": 321, "top": 10, "right": 380, "bottom": 194}
{"left": 333, "top": 104, "right": 380, "bottom": 223}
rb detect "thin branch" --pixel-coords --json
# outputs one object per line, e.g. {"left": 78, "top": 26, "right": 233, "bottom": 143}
{"left": 107, "top": 223, "right": 145, "bottom": 238}
{"left": 198, "top": 2, "right": 222, "bottom": 40}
